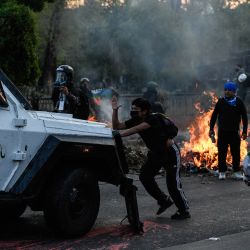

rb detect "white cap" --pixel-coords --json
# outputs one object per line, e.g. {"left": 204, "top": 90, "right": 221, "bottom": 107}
{"left": 238, "top": 73, "right": 247, "bottom": 83}
{"left": 80, "top": 77, "right": 90, "bottom": 83}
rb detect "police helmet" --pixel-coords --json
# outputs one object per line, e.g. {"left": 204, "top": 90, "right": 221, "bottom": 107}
{"left": 54, "top": 65, "right": 74, "bottom": 88}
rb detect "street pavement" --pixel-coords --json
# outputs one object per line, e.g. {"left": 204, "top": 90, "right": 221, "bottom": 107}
{"left": 161, "top": 229, "right": 250, "bottom": 250}
{"left": 0, "top": 172, "right": 250, "bottom": 249}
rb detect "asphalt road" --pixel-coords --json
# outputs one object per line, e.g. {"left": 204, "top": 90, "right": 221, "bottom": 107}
{"left": 1, "top": 173, "right": 250, "bottom": 250}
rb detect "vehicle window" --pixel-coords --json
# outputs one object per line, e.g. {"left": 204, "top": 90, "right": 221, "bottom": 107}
{"left": 0, "top": 81, "right": 8, "bottom": 107}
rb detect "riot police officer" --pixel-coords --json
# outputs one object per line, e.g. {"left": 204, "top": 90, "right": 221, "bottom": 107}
{"left": 52, "top": 65, "right": 78, "bottom": 116}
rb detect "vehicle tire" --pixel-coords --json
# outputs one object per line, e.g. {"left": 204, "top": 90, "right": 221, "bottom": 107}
{"left": 0, "top": 201, "right": 26, "bottom": 220}
{"left": 43, "top": 168, "right": 100, "bottom": 237}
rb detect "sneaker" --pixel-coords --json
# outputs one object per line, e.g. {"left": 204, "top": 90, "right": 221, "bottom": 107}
{"left": 171, "top": 210, "right": 191, "bottom": 220}
{"left": 156, "top": 199, "right": 173, "bottom": 215}
{"left": 232, "top": 171, "right": 243, "bottom": 180}
{"left": 219, "top": 172, "right": 226, "bottom": 180}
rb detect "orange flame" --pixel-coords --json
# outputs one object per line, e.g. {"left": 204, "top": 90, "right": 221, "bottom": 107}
{"left": 88, "top": 116, "right": 96, "bottom": 122}
{"left": 181, "top": 91, "right": 248, "bottom": 169}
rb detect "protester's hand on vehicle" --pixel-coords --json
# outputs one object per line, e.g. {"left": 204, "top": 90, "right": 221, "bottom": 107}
{"left": 112, "top": 130, "right": 121, "bottom": 137}
{"left": 111, "top": 95, "right": 121, "bottom": 110}
{"left": 242, "top": 132, "right": 247, "bottom": 140}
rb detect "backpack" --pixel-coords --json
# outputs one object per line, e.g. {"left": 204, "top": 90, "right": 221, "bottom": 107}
{"left": 153, "top": 113, "right": 178, "bottom": 139}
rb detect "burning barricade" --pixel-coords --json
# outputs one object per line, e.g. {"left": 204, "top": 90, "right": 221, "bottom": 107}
{"left": 181, "top": 91, "right": 248, "bottom": 176}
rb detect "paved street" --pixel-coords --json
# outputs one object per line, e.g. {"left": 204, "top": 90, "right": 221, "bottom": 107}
{"left": 1, "top": 173, "right": 250, "bottom": 249}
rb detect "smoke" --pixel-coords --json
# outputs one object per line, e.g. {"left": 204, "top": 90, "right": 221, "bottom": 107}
{"left": 98, "top": 99, "right": 113, "bottom": 121}
{"left": 50, "top": 0, "right": 250, "bottom": 93}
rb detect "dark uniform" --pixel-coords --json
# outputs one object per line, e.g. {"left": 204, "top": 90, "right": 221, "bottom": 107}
{"left": 210, "top": 97, "right": 248, "bottom": 172}
{"left": 52, "top": 65, "right": 79, "bottom": 117}
{"left": 52, "top": 87, "right": 78, "bottom": 115}
{"left": 125, "top": 114, "right": 189, "bottom": 215}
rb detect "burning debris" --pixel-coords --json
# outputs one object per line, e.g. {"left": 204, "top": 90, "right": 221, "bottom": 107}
{"left": 181, "top": 91, "right": 248, "bottom": 173}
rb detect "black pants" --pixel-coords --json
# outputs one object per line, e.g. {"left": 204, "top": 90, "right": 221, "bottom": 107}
{"left": 217, "top": 130, "right": 241, "bottom": 172}
{"left": 139, "top": 144, "right": 189, "bottom": 213}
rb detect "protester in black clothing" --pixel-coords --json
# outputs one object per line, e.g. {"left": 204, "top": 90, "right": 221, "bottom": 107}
{"left": 52, "top": 65, "right": 78, "bottom": 116}
{"left": 112, "top": 96, "right": 190, "bottom": 219}
{"left": 209, "top": 81, "right": 248, "bottom": 180}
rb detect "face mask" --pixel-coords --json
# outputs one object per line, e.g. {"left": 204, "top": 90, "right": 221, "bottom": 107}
{"left": 224, "top": 96, "right": 237, "bottom": 106}
{"left": 130, "top": 110, "right": 140, "bottom": 119}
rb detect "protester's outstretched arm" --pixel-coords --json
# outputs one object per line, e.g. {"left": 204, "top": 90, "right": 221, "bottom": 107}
{"left": 120, "top": 122, "right": 150, "bottom": 137}
{"left": 112, "top": 96, "right": 126, "bottom": 129}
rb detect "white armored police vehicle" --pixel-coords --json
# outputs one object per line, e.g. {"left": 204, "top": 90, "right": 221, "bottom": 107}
{"left": 0, "top": 69, "right": 142, "bottom": 237}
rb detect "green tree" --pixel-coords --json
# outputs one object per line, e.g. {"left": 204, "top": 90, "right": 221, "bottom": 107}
{"left": 0, "top": 2, "right": 40, "bottom": 85}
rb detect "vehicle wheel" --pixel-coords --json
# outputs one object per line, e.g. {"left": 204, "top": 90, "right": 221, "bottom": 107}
{"left": 43, "top": 168, "right": 100, "bottom": 237}
{"left": 0, "top": 202, "right": 26, "bottom": 220}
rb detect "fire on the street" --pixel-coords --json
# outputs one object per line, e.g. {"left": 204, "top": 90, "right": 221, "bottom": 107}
{"left": 181, "top": 91, "right": 248, "bottom": 170}
{"left": 88, "top": 116, "right": 96, "bottom": 122}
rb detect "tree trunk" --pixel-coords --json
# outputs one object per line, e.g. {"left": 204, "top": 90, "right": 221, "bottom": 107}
{"left": 38, "top": 0, "right": 64, "bottom": 93}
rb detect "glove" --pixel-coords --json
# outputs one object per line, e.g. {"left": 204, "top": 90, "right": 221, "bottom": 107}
{"left": 209, "top": 130, "right": 216, "bottom": 143}
{"left": 209, "top": 130, "right": 215, "bottom": 138}
{"left": 242, "top": 132, "right": 247, "bottom": 140}
{"left": 112, "top": 130, "right": 121, "bottom": 138}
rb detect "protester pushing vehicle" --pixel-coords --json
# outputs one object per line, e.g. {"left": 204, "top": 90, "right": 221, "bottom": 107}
{"left": 112, "top": 96, "right": 190, "bottom": 220}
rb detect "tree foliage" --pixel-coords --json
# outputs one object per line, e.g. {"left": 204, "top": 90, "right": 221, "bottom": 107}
{"left": 0, "top": 2, "right": 40, "bottom": 85}
{"left": 37, "top": 0, "right": 250, "bottom": 91}
{"left": 17, "top": 0, "right": 55, "bottom": 12}
{"left": 0, "top": 0, "right": 54, "bottom": 86}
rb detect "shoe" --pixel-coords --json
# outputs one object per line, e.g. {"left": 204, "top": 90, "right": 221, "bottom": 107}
{"left": 219, "top": 172, "right": 226, "bottom": 180}
{"left": 232, "top": 171, "right": 243, "bottom": 180}
{"left": 156, "top": 199, "right": 173, "bottom": 215}
{"left": 171, "top": 210, "right": 191, "bottom": 220}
